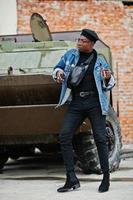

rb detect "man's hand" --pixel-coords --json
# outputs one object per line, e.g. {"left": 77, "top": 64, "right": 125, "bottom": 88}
{"left": 101, "top": 69, "right": 111, "bottom": 80}
{"left": 56, "top": 70, "right": 65, "bottom": 84}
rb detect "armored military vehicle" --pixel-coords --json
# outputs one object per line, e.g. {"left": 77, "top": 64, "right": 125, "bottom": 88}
{"left": 0, "top": 13, "right": 122, "bottom": 174}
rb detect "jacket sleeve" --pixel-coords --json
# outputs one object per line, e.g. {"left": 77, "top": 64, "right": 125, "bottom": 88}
{"left": 100, "top": 56, "right": 116, "bottom": 91}
{"left": 52, "top": 55, "right": 66, "bottom": 80}
{"left": 52, "top": 49, "right": 72, "bottom": 80}
{"left": 102, "top": 75, "right": 115, "bottom": 91}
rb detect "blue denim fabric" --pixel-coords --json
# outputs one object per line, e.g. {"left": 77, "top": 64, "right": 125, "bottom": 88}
{"left": 53, "top": 48, "right": 115, "bottom": 115}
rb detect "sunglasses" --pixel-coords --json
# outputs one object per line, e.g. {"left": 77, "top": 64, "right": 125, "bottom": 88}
{"left": 76, "top": 38, "right": 91, "bottom": 43}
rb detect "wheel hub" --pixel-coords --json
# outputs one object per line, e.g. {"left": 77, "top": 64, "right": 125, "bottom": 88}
{"left": 106, "top": 123, "right": 115, "bottom": 157}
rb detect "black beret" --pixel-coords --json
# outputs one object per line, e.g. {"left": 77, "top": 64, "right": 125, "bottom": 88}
{"left": 81, "top": 29, "right": 99, "bottom": 43}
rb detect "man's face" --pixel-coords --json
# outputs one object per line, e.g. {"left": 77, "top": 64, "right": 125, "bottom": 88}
{"left": 76, "top": 35, "right": 94, "bottom": 52}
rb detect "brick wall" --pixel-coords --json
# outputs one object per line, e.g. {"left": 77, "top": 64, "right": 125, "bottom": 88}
{"left": 17, "top": 0, "right": 133, "bottom": 143}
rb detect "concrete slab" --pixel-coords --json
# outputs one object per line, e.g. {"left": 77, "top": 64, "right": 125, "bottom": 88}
{"left": 0, "top": 156, "right": 133, "bottom": 200}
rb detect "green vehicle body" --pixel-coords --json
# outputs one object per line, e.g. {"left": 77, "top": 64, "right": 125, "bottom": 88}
{"left": 0, "top": 13, "right": 121, "bottom": 173}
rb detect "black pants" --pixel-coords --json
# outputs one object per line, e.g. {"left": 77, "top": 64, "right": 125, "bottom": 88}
{"left": 59, "top": 96, "right": 109, "bottom": 174}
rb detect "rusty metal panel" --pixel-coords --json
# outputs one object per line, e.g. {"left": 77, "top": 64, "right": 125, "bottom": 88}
{"left": 0, "top": 104, "right": 67, "bottom": 144}
{"left": 0, "top": 74, "right": 60, "bottom": 106}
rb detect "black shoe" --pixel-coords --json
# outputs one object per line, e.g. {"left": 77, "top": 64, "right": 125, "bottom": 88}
{"left": 98, "top": 173, "right": 110, "bottom": 193}
{"left": 57, "top": 171, "right": 80, "bottom": 192}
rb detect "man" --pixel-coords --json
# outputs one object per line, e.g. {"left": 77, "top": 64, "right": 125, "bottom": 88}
{"left": 52, "top": 29, "right": 115, "bottom": 193}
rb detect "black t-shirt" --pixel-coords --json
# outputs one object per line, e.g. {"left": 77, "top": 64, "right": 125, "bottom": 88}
{"left": 72, "top": 49, "right": 98, "bottom": 96}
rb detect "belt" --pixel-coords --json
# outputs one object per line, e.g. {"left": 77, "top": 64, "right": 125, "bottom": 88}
{"left": 74, "top": 91, "right": 98, "bottom": 98}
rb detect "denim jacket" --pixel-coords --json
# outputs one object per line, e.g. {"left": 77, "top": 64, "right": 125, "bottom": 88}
{"left": 53, "top": 48, "right": 115, "bottom": 115}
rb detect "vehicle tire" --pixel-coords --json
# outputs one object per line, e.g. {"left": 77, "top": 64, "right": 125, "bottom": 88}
{"left": 10, "top": 155, "right": 20, "bottom": 160}
{"left": 74, "top": 105, "right": 122, "bottom": 174}
{"left": 9, "top": 146, "right": 35, "bottom": 159}
{"left": 0, "top": 155, "right": 8, "bottom": 170}
{"left": 39, "top": 143, "right": 60, "bottom": 154}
